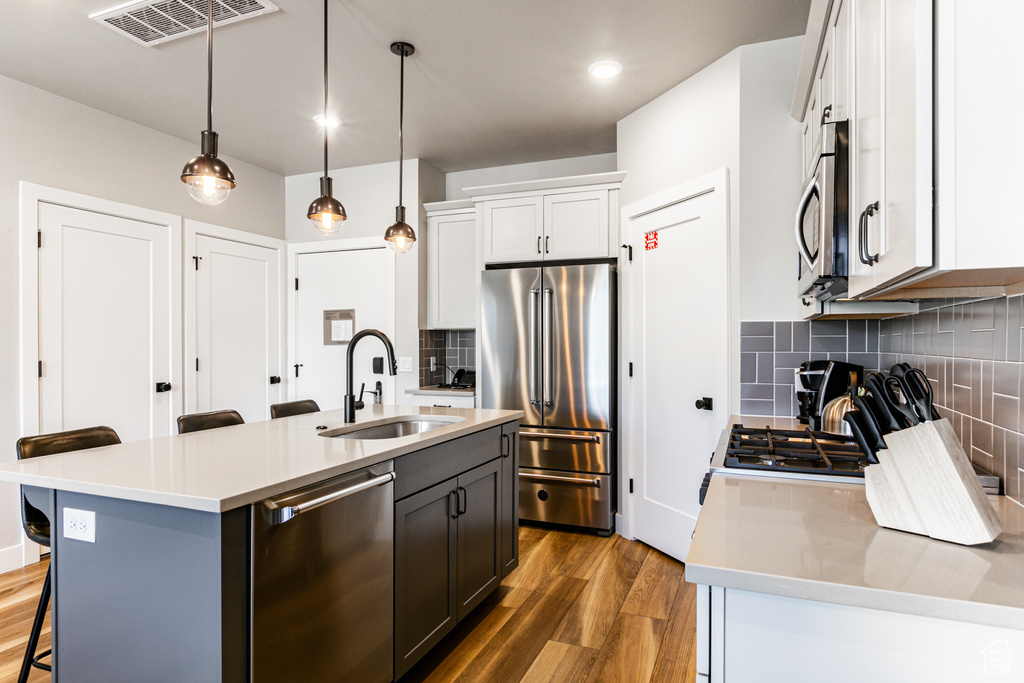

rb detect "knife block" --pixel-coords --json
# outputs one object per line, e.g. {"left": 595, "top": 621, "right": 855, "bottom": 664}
{"left": 864, "top": 418, "right": 1002, "bottom": 545}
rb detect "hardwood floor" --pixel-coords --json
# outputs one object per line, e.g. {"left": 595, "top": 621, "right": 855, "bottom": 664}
{"left": 0, "top": 558, "right": 50, "bottom": 682}
{"left": 0, "top": 528, "right": 696, "bottom": 683}
{"left": 404, "top": 526, "right": 696, "bottom": 683}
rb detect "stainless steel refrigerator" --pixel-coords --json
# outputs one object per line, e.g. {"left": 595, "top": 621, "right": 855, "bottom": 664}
{"left": 481, "top": 263, "right": 616, "bottom": 534}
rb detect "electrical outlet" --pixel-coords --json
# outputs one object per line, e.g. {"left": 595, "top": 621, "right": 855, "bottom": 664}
{"left": 399, "top": 357, "right": 412, "bottom": 372}
{"left": 63, "top": 507, "right": 96, "bottom": 543}
{"left": 430, "top": 357, "right": 436, "bottom": 372}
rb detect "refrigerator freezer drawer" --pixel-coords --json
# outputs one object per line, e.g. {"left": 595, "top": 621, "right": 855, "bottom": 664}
{"left": 519, "top": 468, "right": 613, "bottom": 532}
{"left": 519, "top": 428, "right": 611, "bottom": 474}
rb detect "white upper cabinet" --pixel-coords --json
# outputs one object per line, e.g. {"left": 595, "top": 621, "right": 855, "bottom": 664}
{"left": 425, "top": 201, "right": 477, "bottom": 330}
{"left": 796, "top": 0, "right": 1024, "bottom": 301}
{"left": 543, "top": 190, "right": 609, "bottom": 260}
{"left": 480, "top": 196, "right": 542, "bottom": 264}
{"left": 471, "top": 172, "right": 624, "bottom": 265}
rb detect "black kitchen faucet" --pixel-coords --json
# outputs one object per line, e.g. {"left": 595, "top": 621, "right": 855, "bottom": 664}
{"left": 344, "top": 329, "right": 398, "bottom": 422}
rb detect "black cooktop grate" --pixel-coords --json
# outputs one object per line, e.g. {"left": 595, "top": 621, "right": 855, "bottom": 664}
{"left": 724, "top": 424, "right": 867, "bottom": 476}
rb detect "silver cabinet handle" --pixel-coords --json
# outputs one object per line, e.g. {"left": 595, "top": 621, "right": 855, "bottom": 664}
{"left": 529, "top": 288, "right": 540, "bottom": 405}
{"left": 543, "top": 288, "right": 553, "bottom": 407}
{"left": 520, "top": 431, "right": 601, "bottom": 443}
{"left": 858, "top": 201, "right": 879, "bottom": 265}
{"left": 519, "top": 472, "right": 601, "bottom": 488}
{"left": 794, "top": 175, "right": 819, "bottom": 268}
{"left": 264, "top": 471, "right": 395, "bottom": 525}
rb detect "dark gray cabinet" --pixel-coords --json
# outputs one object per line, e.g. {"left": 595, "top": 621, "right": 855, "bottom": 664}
{"left": 393, "top": 423, "right": 515, "bottom": 679}
{"left": 500, "top": 422, "right": 519, "bottom": 578}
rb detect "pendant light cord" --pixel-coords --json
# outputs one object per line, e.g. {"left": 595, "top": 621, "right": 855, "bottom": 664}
{"left": 323, "top": 0, "right": 329, "bottom": 178}
{"left": 397, "top": 47, "right": 405, "bottom": 208}
{"left": 207, "top": 0, "right": 213, "bottom": 133}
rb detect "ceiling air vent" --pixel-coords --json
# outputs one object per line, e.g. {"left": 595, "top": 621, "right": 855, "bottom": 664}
{"left": 90, "top": 0, "right": 279, "bottom": 47}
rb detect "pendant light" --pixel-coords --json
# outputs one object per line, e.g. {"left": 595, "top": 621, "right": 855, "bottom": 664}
{"left": 306, "top": 0, "right": 347, "bottom": 235}
{"left": 384, "top": 41, "right": 416, "bottom": 254}
{"left": 180, "top": 0, "right": 236, "bottom": 205}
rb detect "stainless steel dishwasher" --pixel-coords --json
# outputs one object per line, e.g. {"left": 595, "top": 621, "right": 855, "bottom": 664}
{"left": 251, "top": 461, "right": 394, "bottom": 682}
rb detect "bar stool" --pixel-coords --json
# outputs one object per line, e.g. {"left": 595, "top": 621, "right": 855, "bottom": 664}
{"left": 16, "top": 425, "right": 122, "bottom": 683}
{"left": 176, "top": 409, "right": 244, "bottom": 434}
{"left": 270, "top": 399, "right": 321, "bottom": 419}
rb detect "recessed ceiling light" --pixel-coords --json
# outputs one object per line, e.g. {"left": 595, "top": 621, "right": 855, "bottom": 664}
{"left": 314, "top": 114, "right": 341, "bottom": 128}
{"left": 588, "top": 61, "right": 622, "bottom": 80}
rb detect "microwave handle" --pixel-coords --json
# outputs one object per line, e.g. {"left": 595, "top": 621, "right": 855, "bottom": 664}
{"left": 795, "top": 176, "right": 819, "bottom": 268}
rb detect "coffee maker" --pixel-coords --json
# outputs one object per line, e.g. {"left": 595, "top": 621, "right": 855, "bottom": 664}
{"left": 796, "top": 360, "right": 862, "bottom": 430}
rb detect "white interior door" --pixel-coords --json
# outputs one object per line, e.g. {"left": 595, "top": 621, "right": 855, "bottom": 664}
{"left": 628, "top": 171, "right": 730, "bottom": 562}
{"left": 194, "top": 235, "right": 281, "bottom": 422}
{"left": 38, "top": 203, "right": 176, "bottom": 442}
{"left": 293, "top": 247, "right": 394, "bottom": 410}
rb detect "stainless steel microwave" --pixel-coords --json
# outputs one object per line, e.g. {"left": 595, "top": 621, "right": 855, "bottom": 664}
{"left": 796, "top": 119, "right": 849, "bottom": 300}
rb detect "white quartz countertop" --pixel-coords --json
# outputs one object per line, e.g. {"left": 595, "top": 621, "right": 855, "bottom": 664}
{"left": 687, "top": 417, "right": 1024, "bottom": 631}
{"left": 405, "top": 386, "right": 476, "bottom": 397}
{"left": 0, "top": 405, "right": 522, "bottom": 513}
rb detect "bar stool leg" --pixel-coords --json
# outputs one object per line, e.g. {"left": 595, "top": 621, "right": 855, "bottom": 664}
{"left": 19, "top": 565, "right": 51, "bottom": 683}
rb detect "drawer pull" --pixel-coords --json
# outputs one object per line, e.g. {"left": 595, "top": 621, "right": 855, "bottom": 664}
{"left": 519, "top": 472, "right": 601, "bottom": 488}
{"left": 520, "top": 431, "right": 600, "bottom": 444}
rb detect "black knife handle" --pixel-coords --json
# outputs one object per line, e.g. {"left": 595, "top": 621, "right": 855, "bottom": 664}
{"left": 845, "top": 412, "right": 879, "bottom": 464}
{"left": 852, "top": 396, "right": 886, "bottom": 451}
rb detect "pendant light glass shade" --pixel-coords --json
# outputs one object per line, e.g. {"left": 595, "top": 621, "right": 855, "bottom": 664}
{"left": 180, "top": 0, "right": 235, "bottom": 205}
{"left": 385, "top": 41, "right": 416, "bottom": 254}
{"left": 307, "top": 0, "right": 346, "bottom": 235}
{"left": 385, "top": 205, "right": 415, "bottom": 254}
{"left": 182, "top": 131, "right": 235, "bottom": 205}
{"left": 307, "top": 177, "right": 347, "bottom": 235}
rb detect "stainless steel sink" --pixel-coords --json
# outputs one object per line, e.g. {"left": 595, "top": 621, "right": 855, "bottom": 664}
{"left": 319, "top": 416, "right": 462, "bottom": 440}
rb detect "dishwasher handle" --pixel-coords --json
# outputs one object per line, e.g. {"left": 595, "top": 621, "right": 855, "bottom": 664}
{"left": 264, "top": 471, "right": 395, "bottom": 525}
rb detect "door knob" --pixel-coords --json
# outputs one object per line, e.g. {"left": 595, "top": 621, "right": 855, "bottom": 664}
{"left": 695, "top": 397, "right": 713, "bottom": 411}
{"left": 269, "top": 376, "right": 281, "bottom": 385}
{"left": 155, "top": 382, "right": 172, "bottom": 393}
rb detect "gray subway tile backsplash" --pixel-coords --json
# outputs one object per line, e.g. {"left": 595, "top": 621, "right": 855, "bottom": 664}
{"left": 739, "top": 293, "right": 1024, "bottom": 507}
{"left": 418, "top": 329, "right": 476, "bottom": 387}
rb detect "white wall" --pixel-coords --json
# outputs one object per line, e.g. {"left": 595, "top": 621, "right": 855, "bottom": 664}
{"left": 283, "top": 159, "right": 445, "bottom": 399}
{"left": 445, "top": 153, "right": 617, "bottom": 200}
{"left": 617, "top": 37, "right": 803, "bottom": 418}
{"left": 738, "top": 39, "right": 806, "bottom": 322}
{"left": 0, "top": 75, "right": 286, "bottom": 570}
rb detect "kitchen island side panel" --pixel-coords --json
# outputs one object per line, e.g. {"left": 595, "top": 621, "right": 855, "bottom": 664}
{"left": 53, "top": 491, "right": 249, "bottom": 682}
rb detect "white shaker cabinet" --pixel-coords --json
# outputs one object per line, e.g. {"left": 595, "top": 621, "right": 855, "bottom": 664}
{"left": 406, "top": 394, "right": 476, "bottom": 409}
{"left": 480, "top": 196, "right": 542, "bottom": 264}
{"left": 798, "top": 0, "right": 1024, "bottom": 301}
{"left": 471, "top": 172, "right": 625, "bottom": 265}
{"left": 424, "top": 201, "right": 477, "bottom": 329}
{"left": 848, "top": 0, "right": 933, "bottom": 299}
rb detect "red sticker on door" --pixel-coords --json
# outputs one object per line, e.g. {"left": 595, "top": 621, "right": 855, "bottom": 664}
{"left": 645, "top": 231, "right": 659, "bottom": 251}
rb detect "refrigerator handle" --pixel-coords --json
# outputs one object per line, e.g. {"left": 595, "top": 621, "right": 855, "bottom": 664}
{"left": 543, "top": 288, "right": 553, "bottom": 406}
{"left": 529, "top": 288, "right": 540, "bottom": 405}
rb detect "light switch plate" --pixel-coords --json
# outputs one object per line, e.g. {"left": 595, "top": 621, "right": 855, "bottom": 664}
{"left": 398, "top": 357, "right": 412, "bottom": 372}
{"left": 63, "top": 507, "right": 96, "bottom": 543}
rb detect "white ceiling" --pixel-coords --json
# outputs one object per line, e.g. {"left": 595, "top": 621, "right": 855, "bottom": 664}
{"left": 0, "top": 0, "right": 811, "bottom": 177}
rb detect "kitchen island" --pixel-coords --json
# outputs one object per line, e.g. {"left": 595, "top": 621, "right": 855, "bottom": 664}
{"left": 686, "top": 417, "right": 1024, "bottom": 682}
{"left": 0, "top": 405, "right": 522, "bottom": 682}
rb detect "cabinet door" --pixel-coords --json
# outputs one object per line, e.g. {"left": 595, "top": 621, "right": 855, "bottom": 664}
{"left": 543, "top": 190, "right": 610, "bottom": 260}
{"left": 427, "top": 212, "right": 477, "bottom": 329}
{"left": 848, "top": 0, "right": 885, "bottom": 297}
{"left": 394, "top": 478, "right": 458, "bottom": 679}
{"left": 500, "top": 423, "right": 519, "bottom": 578}
{"left": 482, "top": 196, "right": 543, "bottom": 264}
{"left": 817, "top": 36, "right": 834, "bottom": 128}
{"left": 875, "top": 0, "right": 933, "bottom": 289}
{"left": 456, "top": 459, "right": 501, "bottom": 621}
{"left": 832, "top": 0, "right": 852, "bottom": 122}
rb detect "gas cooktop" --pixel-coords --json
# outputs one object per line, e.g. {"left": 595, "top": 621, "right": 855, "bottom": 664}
{"left": 722, "top": 424, "right": 867, "bottom": 477}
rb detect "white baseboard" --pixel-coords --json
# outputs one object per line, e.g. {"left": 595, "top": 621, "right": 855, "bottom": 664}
{"left": 0, "top": 541, "right": 30, "bottom": 575}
